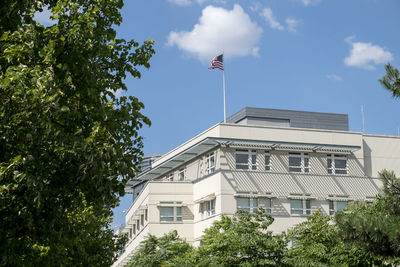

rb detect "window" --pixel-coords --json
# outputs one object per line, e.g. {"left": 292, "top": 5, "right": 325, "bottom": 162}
{"left": 206, "top": 152, "right": 216, "bottom": 174}
{"left": 290, "top": 199, "right": 311, "bottom": 215}
{"left": 329, "top": 200, "right": 348, "bottom": 215}
{"left": 178, "top": 168, "right": 186, "bottom": 181}
{"left": 129, "top": 228, "right": 132, "bottom": 239}
{"left": 160, "top": 202, "right": 183, "bottom": 222}
{"left": 136, "top": 220, "right": 140, "bottom": 231}
{"left": 327, "top": 154, "right": 347, "bottom": 174}
{"left": 132, "top": 225, "right": 136, "bottom": 235}
{"left": 201, "top": 199, "right": 216, "bottom": 216}
{"left": 289, "top": 153, "right": 309, "bottom": 173}
{"left": 265, "top": 151, "right": 271, "bottom": 171}
{"left": 166, "top": 173, "right": 174, "bottom": 181}
{"left": 145, "top": 209, "right": 148, "bottom": 221}
{"left": 237, "top": 197, "right": 258, "bottom": 213}
{"left": 265, "top": 198, "right": 272, "bottom": 214}
{"left": 140, "top": 214, "right": 144, "bottom": 227}
{"left": 235, "top": 150, "right": 257, "bottom": 170}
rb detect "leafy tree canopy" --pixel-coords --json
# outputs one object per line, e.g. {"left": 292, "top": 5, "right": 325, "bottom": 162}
{"left": 284, "top": 209, "right": 381, "bottom": 267}
{"left": 380, "top": 63, "right": 400, "bottom": 98}
{"left": 0, "top": 0, "right": 154, "bottom": 265}
{"left": 335, "top": 170, "right": 400, "bottom": 264}
{"left": 127, "top": 230, "right": 193, "bottom": 267}
{"left": 197, "top": 209, "right": 286, "bottom": 266}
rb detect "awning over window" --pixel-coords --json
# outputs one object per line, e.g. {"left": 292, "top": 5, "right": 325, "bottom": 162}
{"left": 288, "top": 195, "right": 316, "bottom": 200}
{"left": 156, "top": 203, "right": 187, "bottom": 207}
{"left": 194, "top": 193, "right": 216, "bottom": 203}
{"left": 126, "top": 137, "right": 361, "bottom": 192}
{"left": 234, "top": 193, "right": 277, "bottom": 198}
{"left": 326, "top": 196, "right": 353, "bottom": 201}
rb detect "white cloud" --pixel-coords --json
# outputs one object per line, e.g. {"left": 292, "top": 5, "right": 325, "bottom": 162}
{"left": 300, "top": 0, "right": 321, "bottom": 6}
{"left": 167, "top": 4, "right": 263, "bottom": 61}
{"left": 167, "top": 0, "right": 191, "bottom": 6}
{"left": 250, "top": 2, "right": 262, "bottom": 12}
{"left": 326, "top": 74, "right": 343, "bottom": 81}
{"left": 260, "top": 8, "right": 284, "bottom": 30}
{"left": 344, "top": 37, "right": 393, "bottom": 70}
{"left": 285, "top": 17, "right": 300, "bottom": 33}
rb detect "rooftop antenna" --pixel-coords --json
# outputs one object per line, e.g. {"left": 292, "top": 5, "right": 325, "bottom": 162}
{"left": 361, "top": 105, "right": 365, "bottom": 133}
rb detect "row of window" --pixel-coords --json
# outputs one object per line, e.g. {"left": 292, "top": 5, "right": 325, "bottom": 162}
{"left": 164, "top": 152, "right": 216, "bottom": 182}
{"left": 236, "top": 197, "right": 348, "bottom": 215}
{"left": 157, "top": 198, "right": 349, "bottom": 222}
{"left": 128, "top": 209, "right": 148, "bottom": 239}
{"left": 235, "top": 150, "right": 348, "bottom": 175}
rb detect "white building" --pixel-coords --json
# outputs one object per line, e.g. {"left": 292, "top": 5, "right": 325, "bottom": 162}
{"left": 113, "top": 107, "right": 400, "bottom": 267}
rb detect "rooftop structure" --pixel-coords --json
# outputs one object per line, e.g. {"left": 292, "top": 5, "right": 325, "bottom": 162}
{"left": 113, "top": 107, "right": 400, "bottom": 267}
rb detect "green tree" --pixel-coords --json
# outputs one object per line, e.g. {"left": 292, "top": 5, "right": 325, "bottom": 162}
{"left": 335, "top": 170, "right": 400, "bottom": 264}
{"left": 127, "top": 230, "right": 193, "bottom": 267}
{"left": 379, "top": 63, "right": 400, "bottom": 98}
{"left": 0, "top": 0, "right": 154, "bottom": 265}
{"left": 284, "top": 209, "right": 381, "bottom": 267}
{"left": 196, "top": 209, "right": 286, "bottom": 266}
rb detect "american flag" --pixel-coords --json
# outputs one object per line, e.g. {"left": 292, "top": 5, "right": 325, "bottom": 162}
{"left": 208, "top": 54, "right": 224, "bottom": 71}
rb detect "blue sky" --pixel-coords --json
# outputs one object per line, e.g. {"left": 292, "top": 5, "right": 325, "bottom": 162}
{"left": 35, "top": 0, "right": 400, "bottom": 229}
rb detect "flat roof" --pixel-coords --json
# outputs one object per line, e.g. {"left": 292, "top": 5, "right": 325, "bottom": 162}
{"left": 227, "top": 107, "right": 349, "bottom": 131}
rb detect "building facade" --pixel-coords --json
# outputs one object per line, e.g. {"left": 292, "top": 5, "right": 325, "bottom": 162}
{"left": 113, "top": 107, "right": 400, "bottom": 266}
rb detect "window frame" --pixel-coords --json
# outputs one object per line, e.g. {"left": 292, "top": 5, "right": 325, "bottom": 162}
{"left": 328, "top": 200, "right": 348, "bottom": 215}
{"left": 159, "top": 202, "right": 183, "bottom": 222}
{"left": 327, "top": 154, "right": 347, "bottom": 175}
{"left": 290, "top": 199, "right": 311, "bottom": 215}
{"left": 166, "top": 173, "right": 174, "bottom": 181}
{"left": 201, "top": 199, "right": 216, "bottom": 217}
{"left": 235, "top": 149, "right": 257, "bottom": 170}
{"left": 206, "top": 152, "right": 216, "bottom": 174}
{"left": 265, "top": 198, "right": 272, "bottom": 214}
{"left": 265, "top": 151, "right": 271, "bottom": 171}
{"left": 289, "top": 152, "right": 309, "bottom": 173}
{"left": 236, "top": 197, "right": 258, "bottom": 213}
{"left": 178, "top": 168, "right": 186, "bottom": 181}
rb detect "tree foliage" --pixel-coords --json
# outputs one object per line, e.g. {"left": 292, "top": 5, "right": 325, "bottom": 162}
{"left": 284, "top": 210, "right": 381, "bottom": 267}
{"left": 0, "top": 0, "right": 154, "bottom": 265}
{"left": 379, "top": 63, "right": 400, "bottom": 98}
{"left": 129, "top": 209, "right": 286, "bottom": 267}
{"left": 197, "top": 209, "right": 286, "bottom": 266}
{"left": 335, "top": 170, "right": 400, "bottom": 264}
{"left": 127, "top": 230, "right": 193, "bottom": 267}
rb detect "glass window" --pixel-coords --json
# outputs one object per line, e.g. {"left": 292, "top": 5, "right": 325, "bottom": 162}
{"left": 237, "top": 197, "right": 258, "bottom": 213}
{"left": 178, "top": 168, "right": 186, "bottom": 181}
{"left": 265, "top": 151, "right": 271, "bottom": 171}
{"left": 235, "top": 150, "right": 257, "bottom": 170}
{"left": 201, "top": 199, "right": 216, "bottom": 217}
{"left": 160, "top": 202, "right": 183, "bottom": 222}
{"left": 136, "top": 220, "right": 140, "bottom": 231}
{"left": 206, "top": 153, "right": 216, "bottom": 174}
{"left": 289, "top": 153, "right": 309, "bottom": 173}
{"left": 236, "top": 150, "right": 249, "bottom": 169}
{"left": 141, "top": 214, "right": 144, "bottom": 227}
{"left": 265, "top": 198, "right": 272, "bottom": 214}
{"left": 166, "top": 173, "right": 174, "bottom": 181}
{"left": 145, "top": 209, "right": 148, "bottom": 221}
{"left": 327, "top": 154, "right": 347, "bottom": 174}
{"left": 329, "top": 200, "right": 348, "bottom": 215}
{"left": 290, "top": 199, "right": 311, "bottom": 215}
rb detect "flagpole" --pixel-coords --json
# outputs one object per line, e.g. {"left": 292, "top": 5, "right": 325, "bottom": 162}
{"left": 223, "top": 52, "right": 226, "bottom": 123}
